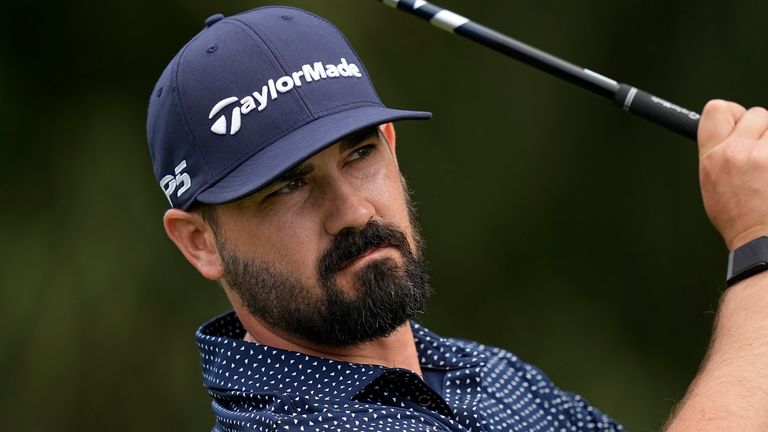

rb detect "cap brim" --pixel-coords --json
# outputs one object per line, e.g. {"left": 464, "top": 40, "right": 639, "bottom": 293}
{"left": 195, "top": 106, "right": 431, "bottom": 206}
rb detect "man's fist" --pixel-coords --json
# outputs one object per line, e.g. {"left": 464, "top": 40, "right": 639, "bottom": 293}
{"left": 698, "top": 99, "right": 768, "bottom": 251}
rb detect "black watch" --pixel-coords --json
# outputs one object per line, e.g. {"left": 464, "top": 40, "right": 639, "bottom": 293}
{"left": 726, "top": 236, "right": 768, "bottom": 287}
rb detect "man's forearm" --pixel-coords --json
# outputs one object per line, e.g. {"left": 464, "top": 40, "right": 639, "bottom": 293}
{"left": 665, "top": 272, "right": 768, "bottom": 431}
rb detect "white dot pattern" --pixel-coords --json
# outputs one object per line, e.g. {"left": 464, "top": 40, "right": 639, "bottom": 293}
{"left": 197, "top": 312, "right": 624, "bottom": 432}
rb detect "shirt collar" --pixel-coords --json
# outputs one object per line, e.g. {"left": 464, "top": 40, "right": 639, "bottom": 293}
{"left": 410, "top": 322, "right": 486, "bottom": 370}
{"left": 196, "top": 311, "right": 485, "bottom": 400}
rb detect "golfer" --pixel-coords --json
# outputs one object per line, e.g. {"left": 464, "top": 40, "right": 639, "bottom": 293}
{"left": 147, "top": 6, "right": 768, "bottom": 432}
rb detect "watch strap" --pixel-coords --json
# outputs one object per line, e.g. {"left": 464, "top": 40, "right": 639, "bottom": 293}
{"left": 726, "top": 236, "right": 768, "bottom": 287}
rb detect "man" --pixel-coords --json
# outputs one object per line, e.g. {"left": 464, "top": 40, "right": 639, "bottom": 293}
{"left": 147, "top": 6, "right": 768, "bottom": 432}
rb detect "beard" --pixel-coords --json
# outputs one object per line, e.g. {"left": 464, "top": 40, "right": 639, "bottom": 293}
{"left": 218, "top": 191, "right": 432, "bottom": 347}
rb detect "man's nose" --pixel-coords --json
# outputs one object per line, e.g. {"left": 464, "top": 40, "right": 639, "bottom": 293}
{"left": 322, "top": 178, "right": 375, "bottom": 236}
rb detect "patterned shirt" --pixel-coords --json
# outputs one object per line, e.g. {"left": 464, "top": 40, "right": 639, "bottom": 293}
{"left": 197, "top": 311, "right": 623, "bottom": 432}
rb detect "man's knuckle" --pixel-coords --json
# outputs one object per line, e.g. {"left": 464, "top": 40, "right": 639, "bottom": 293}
{"left": 703, "top": 99, "right": 729, "bottom": 115}
{"left": 748, "top": 106, "right": 768, "bottom": 119}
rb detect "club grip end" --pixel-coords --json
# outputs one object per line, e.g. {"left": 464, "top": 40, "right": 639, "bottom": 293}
{"left": 614, "top": 83, "right": 700, "bottom": 141}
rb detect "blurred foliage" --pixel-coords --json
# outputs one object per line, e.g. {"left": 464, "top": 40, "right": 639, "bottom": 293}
{"left": 2, "top": 0, "right": 767, "bottom": 430}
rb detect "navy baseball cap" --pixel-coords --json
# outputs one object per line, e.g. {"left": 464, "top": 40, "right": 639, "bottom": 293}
{"left": 147, "top": 6, "right": 431, "bottom": 210}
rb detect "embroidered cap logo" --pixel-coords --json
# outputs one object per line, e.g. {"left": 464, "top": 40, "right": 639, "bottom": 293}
{"left": 208, "top": 58, "right": 363, "bottom": 136}
{"left": 209, "top": 97, "right": 241, "bottom": 135}
{"left": 160, "top": 160, "right": 192, "bottom": 205}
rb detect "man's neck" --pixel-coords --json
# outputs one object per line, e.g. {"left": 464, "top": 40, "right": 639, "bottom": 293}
{"left": 238, "top": 311, "right": 423, "bottom": 378}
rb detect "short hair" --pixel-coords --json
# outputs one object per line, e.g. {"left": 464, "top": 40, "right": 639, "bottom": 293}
{"left": 189, "top": 202, "right": 219, "bottom": 236}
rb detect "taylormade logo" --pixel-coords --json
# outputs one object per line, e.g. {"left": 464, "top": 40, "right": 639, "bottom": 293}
{"left": 208, "top": 58, "right": 363, "bottom": 136}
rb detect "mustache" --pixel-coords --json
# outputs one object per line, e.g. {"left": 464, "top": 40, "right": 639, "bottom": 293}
{"left": 318, "top": 220, "right": 412, "bottom": 277}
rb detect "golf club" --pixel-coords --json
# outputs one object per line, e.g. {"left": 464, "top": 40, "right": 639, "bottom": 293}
{"left": 378, "top": 0, "right": 701, "bottom": 141}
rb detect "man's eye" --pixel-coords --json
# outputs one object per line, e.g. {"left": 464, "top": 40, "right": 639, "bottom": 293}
{"left": 270, "top": 179, "right": 306, "bottom": 197}
{"left": 347, "top": 144, "right": 377, "bottom": 162}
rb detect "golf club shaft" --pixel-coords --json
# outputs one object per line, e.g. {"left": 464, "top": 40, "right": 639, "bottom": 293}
{"left": 380, "top": 0, "right": 701, "bottom": 141}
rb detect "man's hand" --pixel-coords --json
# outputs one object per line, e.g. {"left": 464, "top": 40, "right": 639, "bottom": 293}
{"left": 698, "top": 100, "right": 768, "bottom": 250}
{"left": 665, "top": 99, "right": 768, "bottom": 431}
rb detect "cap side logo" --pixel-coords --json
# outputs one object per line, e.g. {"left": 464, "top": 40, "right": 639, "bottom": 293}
{"left": 208, "top": 58, "right": 363, "bottom": 137}
{"left": 160, "top": 160, "right": 192, "bottom": 205}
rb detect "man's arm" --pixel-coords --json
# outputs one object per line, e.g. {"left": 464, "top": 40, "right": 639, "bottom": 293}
{"left": 664, "top": 100, "right": 768, "bottom": 431}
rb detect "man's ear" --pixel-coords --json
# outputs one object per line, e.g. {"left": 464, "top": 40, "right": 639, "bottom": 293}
{"left": 379, "top": 122, "right": 397, "bottom": 155}
{"left": 163, "top": 208, "right": 224, "bottom": 280}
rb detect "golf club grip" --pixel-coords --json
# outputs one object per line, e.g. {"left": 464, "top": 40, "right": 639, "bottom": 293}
{"left": 614, "top": 84, "right": 700, "bottom": 141}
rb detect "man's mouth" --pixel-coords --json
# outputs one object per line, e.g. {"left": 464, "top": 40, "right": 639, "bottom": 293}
{"left": 337, "top": 245, "right": 394, "bottom": 272}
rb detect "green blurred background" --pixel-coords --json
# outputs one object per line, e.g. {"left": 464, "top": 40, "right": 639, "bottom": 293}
{"left": 2, "top": 0, "right": 767, "bottom": 430}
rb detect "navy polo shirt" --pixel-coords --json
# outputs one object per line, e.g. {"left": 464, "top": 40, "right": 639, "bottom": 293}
{"left": 197, "top": 312, "right": 623, "bottom": 432}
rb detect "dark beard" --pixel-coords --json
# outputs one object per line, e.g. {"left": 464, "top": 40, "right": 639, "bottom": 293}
{"left": 219, "top": 201, "right": 431, "bottom": 347}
